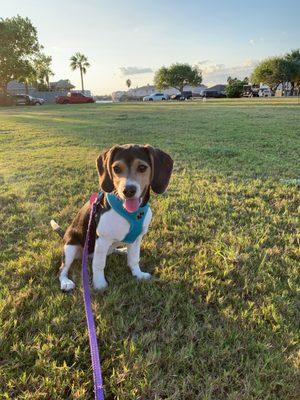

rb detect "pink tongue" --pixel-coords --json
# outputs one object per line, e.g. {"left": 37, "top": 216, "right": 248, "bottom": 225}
{"left": 124, "top": 198, "right": 140, "bottom": 213}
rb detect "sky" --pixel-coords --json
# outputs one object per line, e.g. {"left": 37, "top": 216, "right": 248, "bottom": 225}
{"left": 2, "top": 0, "right": 300, "bottom": 94}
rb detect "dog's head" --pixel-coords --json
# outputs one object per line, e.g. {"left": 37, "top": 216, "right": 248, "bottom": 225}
{"left": 96, "top": 144, "right": 173, "bottom": 212}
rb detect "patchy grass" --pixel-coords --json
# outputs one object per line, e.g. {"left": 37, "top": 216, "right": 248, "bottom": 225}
{"left": 0, "top": 99, "right": 299, "bottom": 399}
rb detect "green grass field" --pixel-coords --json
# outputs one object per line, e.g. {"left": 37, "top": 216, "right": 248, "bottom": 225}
{"left": 0, "top": 99, "right": 299, "bottom": 399}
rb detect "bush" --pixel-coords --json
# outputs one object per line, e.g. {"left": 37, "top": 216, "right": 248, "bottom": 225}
{"left": 226, "top": 77, "right": 246, "bottom": 98}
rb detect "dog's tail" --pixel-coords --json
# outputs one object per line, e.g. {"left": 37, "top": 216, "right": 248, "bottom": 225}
{"left": 50, "top": 219, "right": 65, "bottom": 239}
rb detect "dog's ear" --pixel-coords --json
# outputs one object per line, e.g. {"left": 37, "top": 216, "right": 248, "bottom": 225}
{"left": 96, "top": 146, "right": 120, "bottom": 192}
{"left": 144, "top": 145, "right": 173, "bottom": 194}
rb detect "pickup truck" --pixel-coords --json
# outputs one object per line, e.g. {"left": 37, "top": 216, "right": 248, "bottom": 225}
{"left": 56, "top": 92, "right": 95, "bottom": 104}
{"left": 15, "top": 94, "right": 45, "bottom": 106}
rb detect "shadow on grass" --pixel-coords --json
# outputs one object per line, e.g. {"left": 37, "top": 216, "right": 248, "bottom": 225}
{"left": 1, "top": 232, "right": 298, "bottom": 399}
{"left": 91, "top": 247, "right": 298, "bottom": 400}
{"left": 0, "top": 193, "right": 36, "bottom": 265}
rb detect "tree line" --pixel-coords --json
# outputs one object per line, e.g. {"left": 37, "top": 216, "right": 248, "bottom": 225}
{"left": 223, "top": 51, "right": 300, "bottom": 98}
{"left": 2, "top": 15, "right": 300, "bottom": 97}
{"left": 154, "top": 51, "right": 300, "bottom": 97}
{"left": 251, "top": 51, "right": 300, "bottom": 95}
{"left": 0, "top": 16, "right": 90, "bottom": 93}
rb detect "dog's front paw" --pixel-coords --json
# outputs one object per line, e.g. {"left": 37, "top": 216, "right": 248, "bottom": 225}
{"left": 93, "top": 276, "right": 108, "bottom": 290}
{"left": 133, "top": 270, "right": 152, "bottom": 280}
{"left": 60, "top": 277, "right": 75, "bottom": 291}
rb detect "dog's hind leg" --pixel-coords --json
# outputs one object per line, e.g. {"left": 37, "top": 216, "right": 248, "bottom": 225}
{"left": 59, "top": 244, "right": 82, "bottom": 291}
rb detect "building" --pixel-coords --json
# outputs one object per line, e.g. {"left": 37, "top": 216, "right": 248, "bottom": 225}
{"left": 49, "top": 79, "right": 75, "bottom": 92}
{"left": 111, "top": 91, "right": 127, "bottom": 101}
{"left": 206, "top": 84, "right": 227, "bottom": 93}
{"left": 128, "top": 84, "right": 155, "bottom": 97}
{"left": 6, "top": 79, "right": 80, "bottom": 103}
{"left": 7, "top": 79, "right": 76, "bottom": 95}
{"left": 6, "top": 80, "right": 34, "bottom": 94}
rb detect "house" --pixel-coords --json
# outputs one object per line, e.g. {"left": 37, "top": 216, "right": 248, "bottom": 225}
{"left": 206, "top": 84, "right": 227, "bottom": 93}
{"left": 128, "top": 85, "right": 155, "bottom": 97}
{"left": 49, "top": 79, "right": 75, "bottom": 92}
{"left": 7, "top": 80, "right": 34, "bottom": 94}
{"left": 6, "top": 78, "right": 78, "bottom": 103}
{"left": 111, "top": 91, "right": 127, "bottom": 101}
{"left": 188, "top": 84, "right": 208, "bottom": 95}
{"left": 7, "top": 79, "right": 76, "bottom": 95}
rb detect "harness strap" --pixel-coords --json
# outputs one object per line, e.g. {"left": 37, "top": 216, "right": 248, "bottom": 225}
{"left": 106, "top": 193, "right": 150, "bottom": 243}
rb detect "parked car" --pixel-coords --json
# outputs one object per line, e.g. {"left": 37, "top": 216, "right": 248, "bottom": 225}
{"left": 56, "top": 92, "right": 95, "bottom": 104}
{"left": 14, "top": 94, "right": 45, "bottom": 106}
{"left": 201, "top": 90, "right": 226, "bottom": 98}
{"left": 0, "top": 93, "right": 16, "bottom": 106}
{"left": 242, "top": 84, "right": 259, "bottom": 97}
{"left": 143, "top": 93, "right": 168, "bottom": 101}
{"left": 259, "top": 88, "right": 272, "bottom": 97}
{"left": 171, "top": 91, "right": 193, "bottom": 101}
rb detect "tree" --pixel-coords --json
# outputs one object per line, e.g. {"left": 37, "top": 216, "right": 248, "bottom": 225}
{"left": 70, "top": 52, "right": 90, "bottom": 92}
{"left": 34, "top": 53, "right": 54, "bottom": 91}
{"left": 226, "top": 77, "right": 248, "bottom": 98}
{"left": 285, "top": 49, "right": 300, "bottom": 95}
{"left": 126, "top": 79, "right": 132, "bottom": 89}
{"left": 0, "top": 16, "right": 40, "bottom": 92}
{"left": 251, "top": 56, "right": 292, "bottom": 94}
{"left": 18, "top": 63, "right": 37, "bottom": 94}
{"left": 154, "top": 63, "right": 202, "bottom": 94}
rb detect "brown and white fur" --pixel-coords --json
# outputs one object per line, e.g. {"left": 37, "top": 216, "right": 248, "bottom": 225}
{"left": 51, "top": 144, "right": 173, "bottom": 291}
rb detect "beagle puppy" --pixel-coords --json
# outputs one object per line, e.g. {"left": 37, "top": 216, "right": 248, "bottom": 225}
{"left": 51, "top": 144, "right": 173, "bottom": 291}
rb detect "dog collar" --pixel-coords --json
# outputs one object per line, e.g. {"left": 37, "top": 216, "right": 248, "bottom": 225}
{"left": 106, "top": 193, "right": 150, "bottom": 244}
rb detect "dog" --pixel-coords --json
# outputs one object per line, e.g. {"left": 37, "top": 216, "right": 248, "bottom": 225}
{"left": 51, "top": 144, "right": 173, "bottom": 291}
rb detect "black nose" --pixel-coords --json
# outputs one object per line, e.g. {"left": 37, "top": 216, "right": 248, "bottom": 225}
{"left": 123, "top": 185, "right": 137, "bottom": 198}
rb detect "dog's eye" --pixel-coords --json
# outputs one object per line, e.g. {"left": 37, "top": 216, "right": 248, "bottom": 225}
{"left": 113, "top": 165, "right": 122, "bottom": 174}
{"left": 137, "top": 165, "right": 147, "bottom": 173}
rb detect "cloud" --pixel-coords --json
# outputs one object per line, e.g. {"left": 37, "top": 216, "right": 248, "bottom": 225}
{"left": 118, "top": 66, "right": 153, "bottom": 76}
{"left": 199, "top": 63, "right": 226, "bottom": 74}
{"left": 249, "top": 39, "right": 255, "bottom": 46}
{"left": 242, "top": 59, "right": 257, "bottom": 67}
{"left": 200, "top": 60, "right": 258, "bottom": 86}
{"left": 197, "top": 59, "right": 211, "bottom": 65}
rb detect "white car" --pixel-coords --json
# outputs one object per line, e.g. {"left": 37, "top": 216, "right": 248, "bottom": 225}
{"left": 143, "top": 93, "right": 168, "bottom": 101}
{"left": 259, "top": 88, "right": 272, "bottom": 97}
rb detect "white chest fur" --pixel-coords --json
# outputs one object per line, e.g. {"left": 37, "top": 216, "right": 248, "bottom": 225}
{"left": 96, "top": 207, "right": 152, "bottom": 243}
{"left": 92, "top": 206, "right": 153, "bottom": 289}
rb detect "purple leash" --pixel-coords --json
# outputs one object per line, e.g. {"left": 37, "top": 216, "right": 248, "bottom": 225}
{"left": 82, "top": 196, "right": 104, "bottom": 400}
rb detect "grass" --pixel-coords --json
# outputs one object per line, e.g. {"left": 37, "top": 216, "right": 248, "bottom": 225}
{"left": 0, "top": 98, "right": 299, "bottom": 399}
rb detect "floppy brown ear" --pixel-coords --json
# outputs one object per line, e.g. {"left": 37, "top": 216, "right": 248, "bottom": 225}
{"left": 96, "top": 146, "right": 120, "bottom": 192}
{"left": 145, "top": 145, "right": 173, "bottom": 194}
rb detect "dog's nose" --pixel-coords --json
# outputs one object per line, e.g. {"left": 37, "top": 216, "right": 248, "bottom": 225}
{"left": 123, "top": 185, "right": 137, "bottom": 198}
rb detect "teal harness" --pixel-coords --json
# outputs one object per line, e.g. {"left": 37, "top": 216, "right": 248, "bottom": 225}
{"left": 106, "top": 193, "right": 150, "bottom": 244}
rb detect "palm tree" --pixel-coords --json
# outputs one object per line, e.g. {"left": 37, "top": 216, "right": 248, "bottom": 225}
{"left": 34, "top": 53, "right": 54, "bottom": 91}
{"left": 70, "top": 52, "right": 90, "bottom": 92}
{"left": 19, "top": 63, "right": 37, "bottom": 94}
{"left": 126, "top": 79, "right": 132, "bottom": 89}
